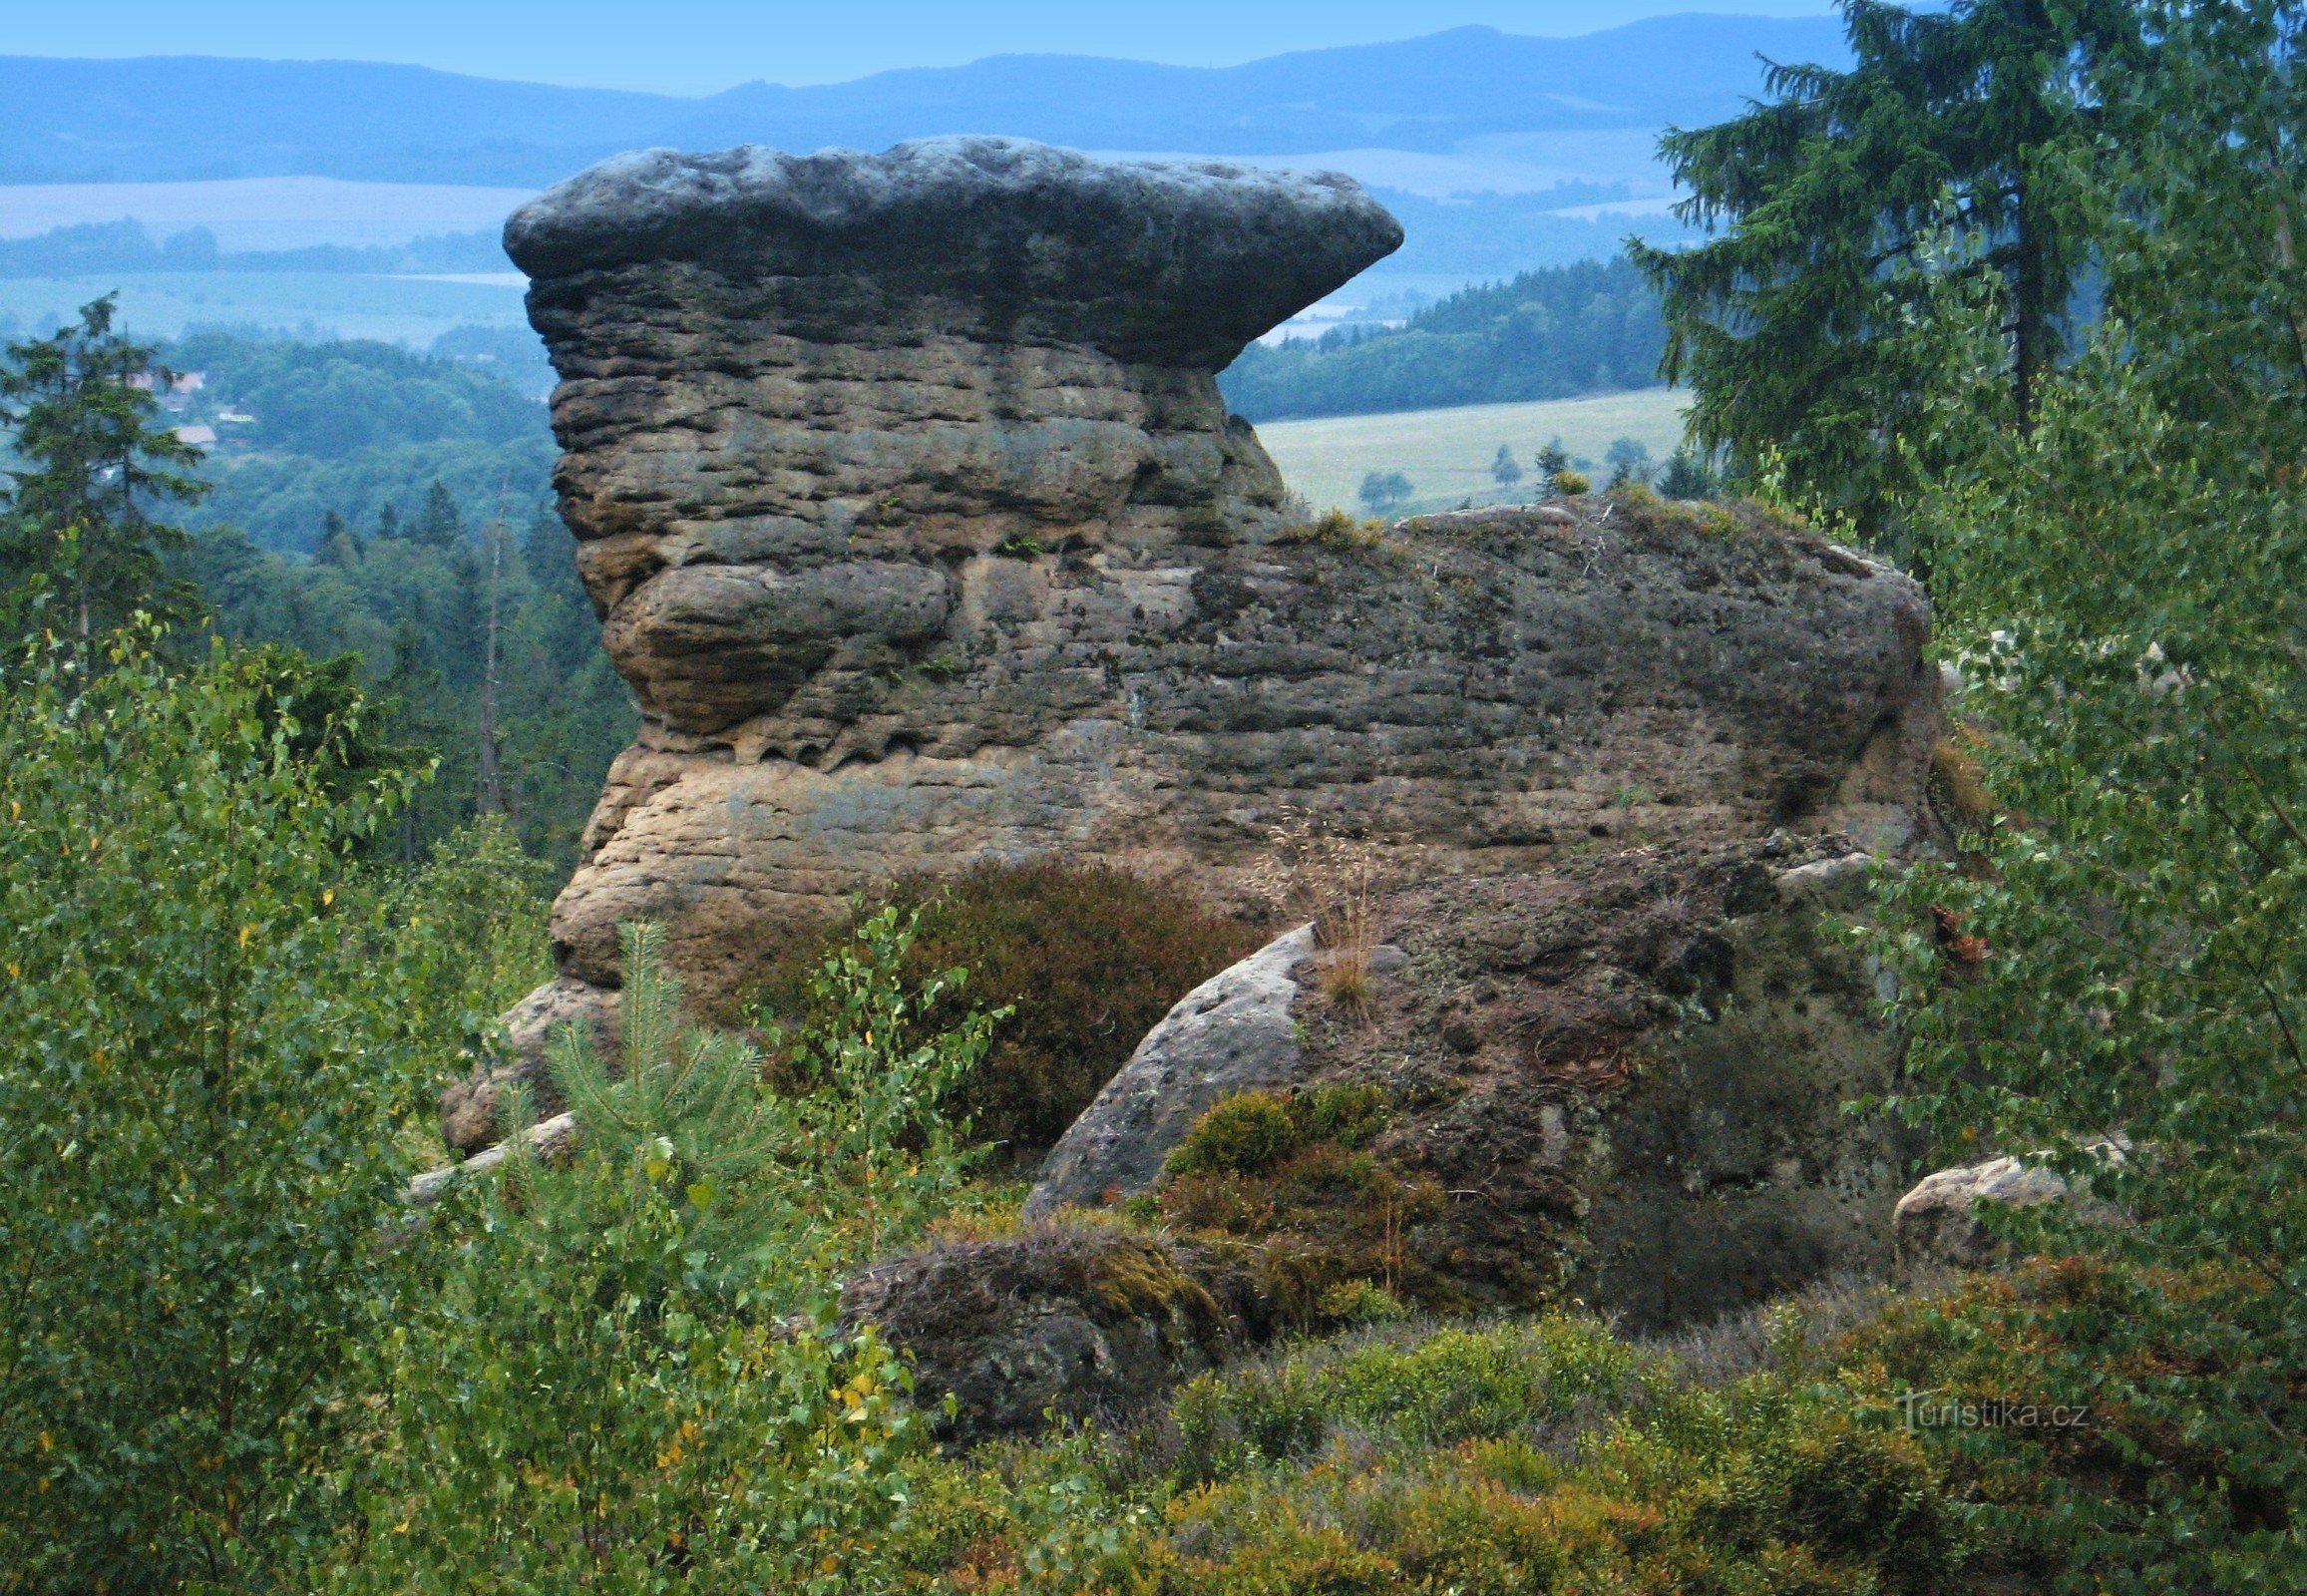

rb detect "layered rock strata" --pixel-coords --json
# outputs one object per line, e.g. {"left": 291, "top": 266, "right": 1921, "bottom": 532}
{"left": 452, "top": 137, "right": 1939, "bottom": 1153}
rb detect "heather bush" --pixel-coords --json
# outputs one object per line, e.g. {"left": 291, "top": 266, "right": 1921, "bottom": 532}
{"left": 759, "top": 861, "right": 1257, "bottom": 1164}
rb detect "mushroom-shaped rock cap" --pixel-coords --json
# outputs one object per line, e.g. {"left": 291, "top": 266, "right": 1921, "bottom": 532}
{"left": 505, "top": 136, "right": 1403, "bottom": 370}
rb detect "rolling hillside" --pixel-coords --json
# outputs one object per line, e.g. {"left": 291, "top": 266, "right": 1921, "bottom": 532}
{"left": 0, "top": 16, "right": 1847, "bottom": 187}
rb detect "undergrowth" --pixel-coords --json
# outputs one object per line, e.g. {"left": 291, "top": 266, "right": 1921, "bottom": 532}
{"left": 1147, "top": 1085, "right": 1452, "bottom": 1330}
{"left": 857, "top": 1254, "right": 2293, "bottom": 1593}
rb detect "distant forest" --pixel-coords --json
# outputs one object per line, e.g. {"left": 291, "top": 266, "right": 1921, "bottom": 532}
{"left": 162, "top": 328, "right": 557, "bottom": 551}
{"left": 0, "top": 219, "right": 513, "bottom": 278}
{"left": 1219, "top": 256, "right": 1668, "bottom": 421}
{"left": 127, "top": 326, "right": 624, "bottom": 866}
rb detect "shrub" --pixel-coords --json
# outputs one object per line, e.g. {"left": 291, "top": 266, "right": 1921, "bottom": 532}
{"left": 346, "top": 913, "right": 991, "bottom": 1593}
{"left": 0, "top": 633, "right": 432, "bottom": 1592}
{"left": 757, "top": 861, "right": 1257, "bottom": 1165}
{"left": 1553, "top": 468, "right": 1592, "bottom": 496}
{"left": 1156, "top": 1084, "right": 1443, "bottom": 1326}
{"left": 1166, "top": 1091, "right": 1299, "bottom": 1178}
{"left": 1165, "top": 1084, "right": 1389, "bottom": 1179}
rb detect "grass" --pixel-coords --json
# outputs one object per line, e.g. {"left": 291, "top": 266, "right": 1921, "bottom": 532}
{"left": 1254, "top": 387, "right": 1693, "bottom": 517}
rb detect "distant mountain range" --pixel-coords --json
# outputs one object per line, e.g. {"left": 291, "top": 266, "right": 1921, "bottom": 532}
{"left": 0, "top": 15, "right": 1847, "bottom": 189}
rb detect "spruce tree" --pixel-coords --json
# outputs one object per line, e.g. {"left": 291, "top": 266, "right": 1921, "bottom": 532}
{"left": 0, "top": 294, "right": 206, "bottom": 641}
{"left": 411, "top": 480, "right": 463, "bottom": 549}
{"left": 315, "top": 509, "right": 362, "bottom": 568}
{"left": 1633, "top": 0, "right": 2139, "bottom": 543}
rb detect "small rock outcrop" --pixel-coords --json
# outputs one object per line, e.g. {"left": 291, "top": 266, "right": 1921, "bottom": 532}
{"left": 839, "top": 1226, "right": 1257, "bottom": 1449}
{"left": 1893, "top": 1144, "right": 2126, "bottom": 1274}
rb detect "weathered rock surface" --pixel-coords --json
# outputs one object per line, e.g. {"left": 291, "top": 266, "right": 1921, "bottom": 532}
{"left": 839, "top": 1226, "right": 1257, "bottom": 1449}
{"left": 457, "top": 135, "right": 1940, "bottom": 1219}
{"left": 1892, "top": 1145, "right": 2126, "bottom": 1274}
{"left": 1027, "top": 836, "right": 1929, "bottom": 1333}
{"left": 1026, "top": 924, "right": 1316, "bottom": 1219}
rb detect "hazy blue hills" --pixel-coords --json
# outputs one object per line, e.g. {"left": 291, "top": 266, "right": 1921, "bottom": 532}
{"left": 0, "top": 15, "right": 1848, "bottom": 186}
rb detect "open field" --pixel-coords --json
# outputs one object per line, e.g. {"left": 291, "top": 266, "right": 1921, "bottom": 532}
{"left": 1255, "top": 387, "right": 1693, "bottom": 516}
{"left": 0, "top": 177, "right": 536, "bottom": 249}
{"left": 0, "top": 271, "right": 532, "bottom": 346}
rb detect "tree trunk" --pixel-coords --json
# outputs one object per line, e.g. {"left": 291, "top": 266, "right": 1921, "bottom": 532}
{"left": 2012, "top": 175, "right": 2049, "bottom": 433}
{"left": 475, "top": 523, "right": 505, "bottom": 817}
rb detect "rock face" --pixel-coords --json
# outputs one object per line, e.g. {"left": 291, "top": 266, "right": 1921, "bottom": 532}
{"left": 456, "top": 136, "right": 1938, "bottom": 1166}
{"left": 1027, "top": 836, "right": 1929, "bottom": 1334}
{"left": 838, "top": 1226, "right": 1257, "bottom": 1449}
{"left": 1027, "top": 924, "right": 1316, "bottom": 1218}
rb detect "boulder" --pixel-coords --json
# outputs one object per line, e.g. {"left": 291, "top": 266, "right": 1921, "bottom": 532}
{"left": 839, "top": 1225, "right": 1257, "bottom": 1448}
{"left": 1026, "top": 924, "right": 1316, "bottom": 1219}
{"left": 1892, "top": 1143, "right": 2127, "bottom": 1273}
{"left": 441, "top": 976, "right": 617, "bottom": 1156}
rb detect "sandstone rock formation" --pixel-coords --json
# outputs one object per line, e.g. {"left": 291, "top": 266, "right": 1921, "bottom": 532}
{"left": 461, "top": 150, "right": 1942, "bottom": 1374}
{"left": 410, "top": 136, "right": 1964, "bottom": 1444}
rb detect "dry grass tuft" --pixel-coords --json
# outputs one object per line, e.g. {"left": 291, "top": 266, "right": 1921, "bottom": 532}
{"left": 1248, "top": 809, "right": 1402, "bottom": 1018}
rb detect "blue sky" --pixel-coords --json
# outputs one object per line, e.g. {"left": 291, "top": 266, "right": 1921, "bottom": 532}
{"left": 0, "top": 1, "right": 1836, "bottom": 95}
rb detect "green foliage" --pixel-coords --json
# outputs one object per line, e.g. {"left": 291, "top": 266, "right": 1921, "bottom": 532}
{"left": 1356, "top": 469, "right": 1412, "bottom": 514}
{"left": 185, "top": 508, "right": 636, "bottom": 868}
{"left": 1155, "top": 1084, "right": 1437, "bottom": 1328}
{"left": 0, "top": 630, "right": 433, "bottom": 1592}
{"left": 872, "top": 1294, "right": 2002, "bottom": 1595}
{"left": 1654, "top": 445, "right": 1721, "bottom": 500}
{"left": 189, "top": 434, "right": 555, "bottom": 555}
{"left": 767, "top": 904, "right": 1006, "bottom": 1255}
{"left": 1634, "top": 0, "right": 2140, "bottom": 544}
{"left": 1604, "top": 434, "right": 1653, "bottom": 488}
{"left": 1164, "top": 1085, "right": 1386, "bottom": 1179}
{"left": 1, "top": 293, "right": 205, "bottom": 640}
{"left": 1552, "top": 468, "right": 1592, "bottom": 496}
{"left": 1219, "top": 258, "right": 1666, "bottom": 421}
{"left": 1165, "top": 1093, "right": 1299, "bottom": 1179}
{"left": 761, "top": 863, "right": 1256, "bottom": 1164}
{"left": 371, "top": 816, "right": 555, "bottom": 1138}
{"left": 348, "top": 911, "right": 997, "bottom": 1592}
{"left": 1860, "top": 6, "right": 2307, "bottom": 1584}
{"left": 1173, "top": 1319, "right": 1643, "bottom": 1485}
